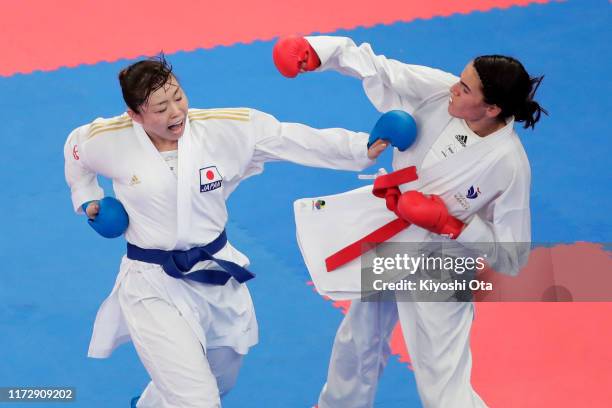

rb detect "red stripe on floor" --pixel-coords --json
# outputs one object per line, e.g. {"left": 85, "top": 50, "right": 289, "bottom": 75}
{"left": 1, "top": 0, "right": 549, "bottom": 76}
{"left": 318, "top": 243, "right": 612, "bottom": 406}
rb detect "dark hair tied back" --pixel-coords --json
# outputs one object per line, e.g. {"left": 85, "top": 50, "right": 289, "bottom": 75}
{"left": 474, "top": 55, "right": 548, "bottom": 130}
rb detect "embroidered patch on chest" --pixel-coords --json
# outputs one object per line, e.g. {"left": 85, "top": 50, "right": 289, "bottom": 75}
{"left": 199, "top": 166, "right": 223, "bottom": 192}
{"left": 466, "top": 185, "right": 481, "bottom": 199}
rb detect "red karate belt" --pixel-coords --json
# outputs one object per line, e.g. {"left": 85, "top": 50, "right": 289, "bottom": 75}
{"left": 325, "top": 166, "right": 418, "bottom": 272}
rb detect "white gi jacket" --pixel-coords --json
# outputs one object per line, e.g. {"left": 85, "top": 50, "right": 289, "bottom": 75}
{"left": 64, "top": 107, "right": 373, "bottom": 357}
{"left": 295, "top": 37, "right": 532, "bottom": 299}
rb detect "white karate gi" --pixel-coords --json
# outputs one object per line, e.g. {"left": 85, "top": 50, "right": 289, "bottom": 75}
{"left": 64, "top": 107, "right": 373, "bottom": 408}
{"left": 295, "top": 37, "right": 532, "bottom": 407}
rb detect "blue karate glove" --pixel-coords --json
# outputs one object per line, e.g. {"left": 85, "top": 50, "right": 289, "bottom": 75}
{"left": 368, "top": 110, "right": 417, "bottom": 152}
{"left": 82, "top": 197, "right": 129, "bottom": 238}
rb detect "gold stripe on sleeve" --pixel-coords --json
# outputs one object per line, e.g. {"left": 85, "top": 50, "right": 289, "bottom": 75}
{"left": 190, "top": 108, "right": 250, "bottom": 115}
{"left": 189, "top": 114, "right": 251, "bottom": 122}
{"left": 88, "top": 122, "right": 133, "bottom": 138}
{"left": 189, "top": 109, "right": 250, "bottom": 122}
{"left": 88, "top": 115, "right": 131, "bottom": 133}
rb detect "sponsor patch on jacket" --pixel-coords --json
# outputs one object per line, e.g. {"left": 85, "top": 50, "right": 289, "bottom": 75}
{"left": 454, "top": 193, "right": 470, "bottom": 210}
{"left": 455, "top": 134, "right": 468, "bottom": 147}
{"left": 312, "top": 199, "right": 326, "bottom": 210}
{"left": 466, "top": 186, "right": 481, "bottom": 199}
{"left": 199, "top": 166, "right": 223, "bottom": 192}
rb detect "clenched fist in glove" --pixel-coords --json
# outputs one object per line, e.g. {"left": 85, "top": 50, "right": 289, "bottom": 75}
{"left": 273, "top": 36, "right": 321, "bottom": 78}
{"left": 396, "top": 191, "right": 464, "bottom": 239}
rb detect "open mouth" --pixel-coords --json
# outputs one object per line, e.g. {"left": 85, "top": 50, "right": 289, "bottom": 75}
{"left": 168, "top": 119, "right": 184, "bottom": 132}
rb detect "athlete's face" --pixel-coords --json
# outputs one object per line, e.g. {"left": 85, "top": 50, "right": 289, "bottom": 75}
{"left": 448, "top": 62, "right": 498, "bottom": 122}
{"left": 130, "top": 75, "right": 189, "bottom": 142}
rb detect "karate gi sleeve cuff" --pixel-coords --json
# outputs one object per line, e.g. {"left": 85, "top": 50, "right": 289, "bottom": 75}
{"left": 350, "top": 132, "right": 376, "bottom": 170}
{"left": 305, "top": 36, "right": 377, "bottom": 77}
{"left": 305, "top": 36, "right": 343, "bottom": 67}
{"left": 456, "top": 214, "right": 494, "bottom": 244}
{"left": 72, "top": 188, "right": 104, "bottom": 214}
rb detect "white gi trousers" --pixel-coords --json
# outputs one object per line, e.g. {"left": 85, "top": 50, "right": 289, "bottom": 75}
{"left": 318, "top": 295, "right": 487, "bottom": 408}
{"left": 118, "top": 264, "right": 243, "bottom": 408}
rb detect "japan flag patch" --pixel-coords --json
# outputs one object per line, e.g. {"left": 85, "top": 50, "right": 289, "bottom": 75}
{"left": 199, "top": 166, "right": 223, "bottom": 192}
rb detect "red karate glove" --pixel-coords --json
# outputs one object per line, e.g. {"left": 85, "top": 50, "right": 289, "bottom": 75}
{"left": 273, "top": 36, "right": 321, "bottom": 78}
{"left": 397, "top": 191, "right": 464, "bottom": 239}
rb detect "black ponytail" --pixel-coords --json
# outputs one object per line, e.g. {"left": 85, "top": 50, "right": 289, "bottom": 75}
{"left": 473, "top": 55, "right": 548, "bottom": 130}
{"left": 514, "top": 75, "right": 547, "bottom": 129}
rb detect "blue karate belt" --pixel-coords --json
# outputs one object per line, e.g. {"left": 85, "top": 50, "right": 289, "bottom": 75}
{"left": 126, "top": 230, "right": 255, "bottom": 285}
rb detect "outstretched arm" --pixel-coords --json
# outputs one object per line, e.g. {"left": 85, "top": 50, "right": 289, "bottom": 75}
{"left": 274, "top": 35, "right": 458, "bottom": 113}
{"left": 249, "top": 109, "right": 381, "bottom": 172}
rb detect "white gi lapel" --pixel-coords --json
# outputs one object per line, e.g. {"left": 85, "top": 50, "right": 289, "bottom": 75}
{"left": 392, "top": 92, "right": 452, "bottom": 172}
{"left": 133, "top": 122, "right": 180, "bottom": 183}
{"left": 418, "top": 123, "right": 513, "bottom": 185}
{"left": 175, "top": 119, "right": 194, "bottom": 250}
